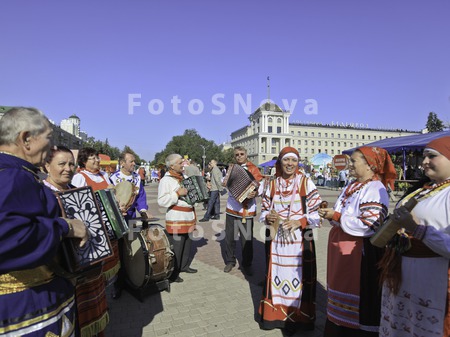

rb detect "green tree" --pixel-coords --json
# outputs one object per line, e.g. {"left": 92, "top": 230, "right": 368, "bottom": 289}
{"left": 426, "top": 112, "right": 444, "bottom": 132}
{"left": 151, "top": 129, "right": 227, "bottom": 168}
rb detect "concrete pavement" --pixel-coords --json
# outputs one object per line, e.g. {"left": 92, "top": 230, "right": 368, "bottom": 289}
{"left": 104, "top": 183, "right": 394, "bottom": 337}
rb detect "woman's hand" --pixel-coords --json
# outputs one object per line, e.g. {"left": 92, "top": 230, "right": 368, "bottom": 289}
{"left": 265, "top": 210, "right": 279, "bottom": 226}
{"left": 318, "top": 207, "right": 335, "bottom": 220}
{"left": 393, "top": 208, "right": 418, "bottom": 233}
{"left": 282, "top": 219, "right": 302, "bottom": 232}
{"left": 64, "top": 218, "right": 90, "bottom": 247}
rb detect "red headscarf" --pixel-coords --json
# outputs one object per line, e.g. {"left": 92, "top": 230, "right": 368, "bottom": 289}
{"left": 275, "top": 147, "right": 301, "bottom": 177}
{"left": 357, "top": 146, "right": 397, "bottom": 190}
{"left": 425, "top": 136, "right": 450, "bottom": 161}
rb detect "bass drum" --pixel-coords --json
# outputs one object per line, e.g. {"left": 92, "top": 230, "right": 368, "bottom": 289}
{"left": 123, "top": 224, "right": 174, "bottom": 289}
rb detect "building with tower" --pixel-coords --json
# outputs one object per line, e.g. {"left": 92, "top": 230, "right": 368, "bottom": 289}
{"left": 230, "top": 101, "right": 420, "bottom": 165}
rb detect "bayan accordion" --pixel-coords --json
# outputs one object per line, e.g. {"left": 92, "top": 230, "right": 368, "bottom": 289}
{"left": 181, "top": 176, "right": 209, "bottom": 205}
{"left": 55, "top": 186, "right": 113, "bottom": 273}
{"left": 224, "top": 163, "right": 259, "bottom": 203}
{"left": 95, "top": 188, "right": 129, "bottom": 240}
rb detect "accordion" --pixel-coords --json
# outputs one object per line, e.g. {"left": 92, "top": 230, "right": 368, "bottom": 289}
{"left": 181, "top": 176, "right": 209, "bottom": 205}
{"left": 55, "top": 186, "right": 113, "bottom": 273}
{"left": 224, "top": 163, "right": 259, "bottom": 203}
{"left": 95, "top": 188, "right": 129, "bottom": 240}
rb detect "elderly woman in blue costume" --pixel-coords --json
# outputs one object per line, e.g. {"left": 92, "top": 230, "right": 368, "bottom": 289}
{"left": 0, "top": 107, "right": 89, "bottom": 337}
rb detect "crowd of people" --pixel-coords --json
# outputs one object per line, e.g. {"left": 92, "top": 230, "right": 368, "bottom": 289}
{"left": 1, "top": 107, "right": 450, "bottom": 337}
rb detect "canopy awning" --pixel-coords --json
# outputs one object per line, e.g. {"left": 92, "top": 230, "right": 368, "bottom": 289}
{"left": 342, "top": 130, "right": 450, "bottom": 154}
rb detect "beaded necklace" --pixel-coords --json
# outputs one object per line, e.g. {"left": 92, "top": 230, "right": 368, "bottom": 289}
{"left": 275, "top": 175, "right": 300, "bottom": 217}
{"left": 340, "top": 178, "right": 373, "bottom": 207}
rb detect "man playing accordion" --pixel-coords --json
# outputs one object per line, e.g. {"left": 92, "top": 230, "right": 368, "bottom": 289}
{"left": 223, "top": 146, "right": 263, "bottom": 275}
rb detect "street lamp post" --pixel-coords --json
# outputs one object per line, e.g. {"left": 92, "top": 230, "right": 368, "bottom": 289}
{"left": 200, "top": 145, "right": 206, "bottom": 175}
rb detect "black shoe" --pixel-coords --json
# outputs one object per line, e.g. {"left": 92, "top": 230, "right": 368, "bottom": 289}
{"left": 170, "top": 276, "right": 184, "bottom": 283}
{"left": 211, "top": 215, "right": 220, "bottom": 220}
{"left": 181, "top": 267, "right": 197, "bottom": 273}
{"left": 199, "top": 218, "right": 210, "bottom": 222}
{"left": 224, "top": 263, "right": 234, "bottom": 273}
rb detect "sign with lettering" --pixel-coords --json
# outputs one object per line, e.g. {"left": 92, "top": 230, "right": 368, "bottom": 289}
{"left": 333, "top": 154, "right": 350, "bottom": 171}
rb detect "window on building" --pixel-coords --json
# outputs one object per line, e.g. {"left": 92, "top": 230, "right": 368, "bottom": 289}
{"left": 268, "top": 117, "right": 273, "bottom": 122}
{"left": 305, "top": 148, "right": 308, "bottom": 154}
{"left": 277, "top": 127, "right": 281, "bottom": 134}
{"left": 318, "top": 149, "right": 322, "bottom": 153}
{"left": 325, "top": 133, "right": 328, "bottom": 137}
{"left": 325, "top": 149, "right": 328, "bottom": 154}
{"left": 305, "top": 132, "right": 308, "bottom": 137}
{"left": 344, "top": 134, "right": 347, "bottom": 139}
{"left": 350, "top": 134, "right": 353, "bottom": 139}
{"left": 325, "top": 141, "right": 328, "bottom": 146}
{"left": 268, "top": 126, "right": 272, "bottom": 133}
{"left": 338, "top": 134, "right": 341, "bottom": 138}
{"left": 297, "top": 131, "right": 301, "bottom": 136}
{"left": 344, "top": 142, "right": 347, "bottom": 147}
{"left": 331, "top": 149, "right": 335, "bottom": 154}
{"left": 311, "top": 132, "right": 315, "bottom": 137}
{"left": 368, "top": 135, "right": 371, "bottom": 140}
{"left": 305, "top": 140, "right": 308, "bottom": 145}
{"left": 291, "top": 131, "right": 294, "bottom": 135}
{"left": 272, "top": 147, "right": 276, "bottom": 154}
{"left": 311, "top": 148, "right": 315, "bottom": 154}
{"left": 362, "top": 135, "right": 365, "bottom": 140}
{"left": 318, "top": 132, "right": 321, "bottom": 137}
{"left": 350, "top": 142, "right": 353, "bottom": 147}
{"left": 271, "top": 139, "right": 277, "bottom": 145}
{"left": 277, "top": 118, "right": 282, "bottom": 123}
{"left": 338, "top": 142, "right": 341, "bottom": 147}
{"left": 356, "top": 135, "right": 359, "bottom": 139}
{"left": 331, "top": 141, "right": 334, "bottom": 146}
{"left": 331, "top": 133, "right": 334, "bottom": 138}
{"left": 318, "top": 141, "right": 321, "bottom": 146}
{"left": 298, "top": 140, "right": 301, "bottom": 145}
{"left": 311, "top": 140, "right": 315, "bottom": 145}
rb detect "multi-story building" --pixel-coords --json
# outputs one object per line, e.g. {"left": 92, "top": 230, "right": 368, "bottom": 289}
{"left": 230, "top": 102, "right": 420, "bottom": 165}
{"left": 60, "top": 114, "right": 81, "bottom": 137}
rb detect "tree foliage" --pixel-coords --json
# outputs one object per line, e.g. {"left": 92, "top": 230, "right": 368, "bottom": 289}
{"left": 84, "top": 137, "right": 140, "bottom": 163}
{"left": 151, "top": 129, "right": 230, "bottom": 168}
{"left": 426, "top": 112, "right": 444, "bottom": 132}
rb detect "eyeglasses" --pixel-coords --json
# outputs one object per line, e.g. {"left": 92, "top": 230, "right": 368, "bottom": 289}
{"left": 87, "top": 156, "right": 100, "bottom": 162}
{"left": 235, "top": 153, "right": 246, "bottom": 157}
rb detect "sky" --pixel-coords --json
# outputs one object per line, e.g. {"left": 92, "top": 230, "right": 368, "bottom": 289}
{"left": 2, "top": 1, "right": 450, "bottom": 161}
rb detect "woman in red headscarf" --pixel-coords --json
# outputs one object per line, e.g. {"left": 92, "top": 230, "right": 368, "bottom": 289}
{"left": 319, "top": 146, "right": 396, "bottom": 337}
{"left": 258, "top": 147, "right": 322, "bottom": 335}
{"left": 378, "top": 136, "right": 450, "bottom": 337}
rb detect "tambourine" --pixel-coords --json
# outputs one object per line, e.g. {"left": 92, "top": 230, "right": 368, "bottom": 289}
{"left": 114, "top": 181, "right": 138, "bottom": 213}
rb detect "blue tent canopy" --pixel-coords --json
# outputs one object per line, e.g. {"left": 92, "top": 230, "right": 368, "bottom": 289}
{"left": 342, "top": 130, "right": 450, "bottom": 155}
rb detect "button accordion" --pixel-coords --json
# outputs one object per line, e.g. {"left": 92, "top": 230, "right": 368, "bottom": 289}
{"left": 223, "top": 163, "right": 259, "bottom": 203}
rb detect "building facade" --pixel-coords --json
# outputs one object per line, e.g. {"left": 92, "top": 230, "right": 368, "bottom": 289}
{"left": 230, "top": 102, "right": 420, "bottom": 165}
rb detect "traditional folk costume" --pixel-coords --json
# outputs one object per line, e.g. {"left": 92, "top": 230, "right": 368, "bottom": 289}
{"left": 224, "top": 161, "right": 263, "bottom": 268}
{"left": 157, "top": 170, "right": 196, "bottom": 277}
{"left": 258, "top": 147, "right": 322, "bottom": 331}
{"left": 109, "top": 170, "right": 148, "bottom": 220}
{"left": 72, "top": 169, "right": 120, "bottom": 287}
{"left": 43, "top": 180, "right": 109, "bottom": 337}
{"left": 379, "top": 137, "right": 450, "bottom": 337}
{"left": 325, "top": 146, "right": 396, "bottom": 336}
{"left": 0, "top": 153, "right": 76, "bottom": 337}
